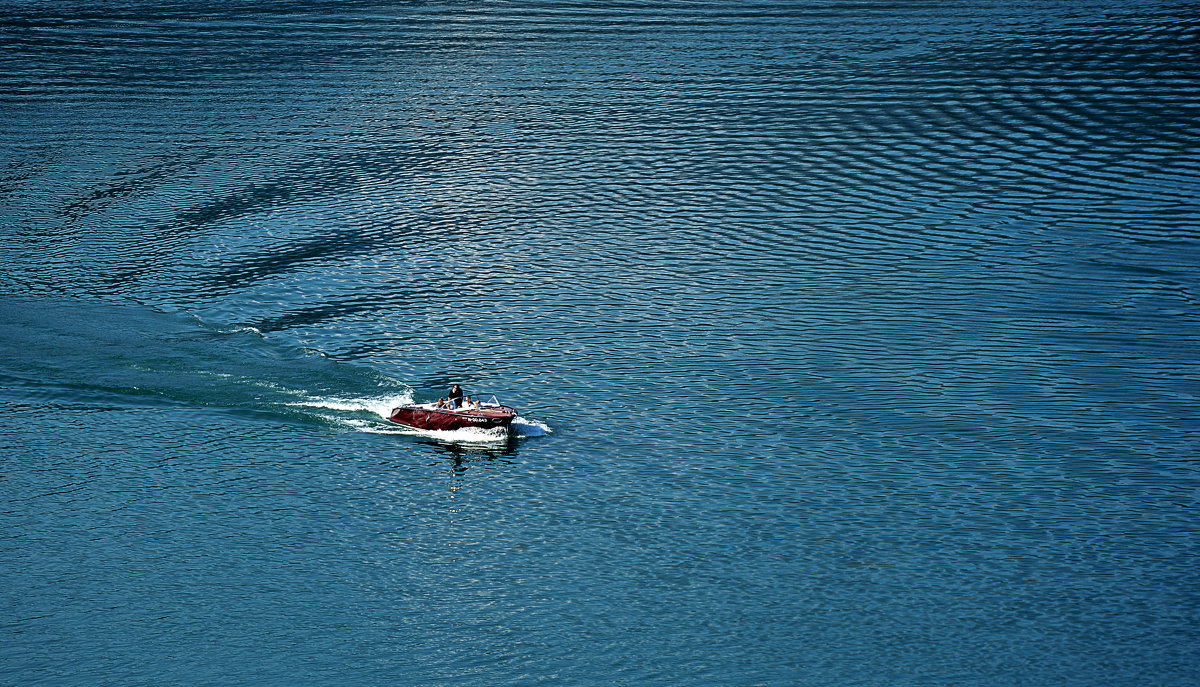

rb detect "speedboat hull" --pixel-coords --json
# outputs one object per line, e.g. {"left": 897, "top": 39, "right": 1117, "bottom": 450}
{"left": 389, "top": 404, "right": 516, "bottom": 431}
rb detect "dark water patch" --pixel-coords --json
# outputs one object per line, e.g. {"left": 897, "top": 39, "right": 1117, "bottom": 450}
{"left": 0, "top": 298, "right": 413, "bottom": 432}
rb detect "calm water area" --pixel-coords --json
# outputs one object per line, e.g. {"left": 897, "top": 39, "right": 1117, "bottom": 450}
{"left": 2, "top": 1, "right": 1198, "bottom": 684}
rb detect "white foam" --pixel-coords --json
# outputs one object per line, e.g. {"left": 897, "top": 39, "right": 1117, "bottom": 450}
{"left": 511, "top": 416, "right": 552, "bottom": 437}
{"left": 190, "top": 313, "right": 264, "bottom": 338}
{"left": 338, "top": 418, "right": 416, "bottom": 435}
{"left": 288, "top": 391, "right": 414, "bottom": 418}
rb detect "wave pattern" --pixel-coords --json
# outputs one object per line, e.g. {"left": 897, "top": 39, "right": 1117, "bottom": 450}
{"left": 2, "top": 1, "right": 1199, "bottom": 685}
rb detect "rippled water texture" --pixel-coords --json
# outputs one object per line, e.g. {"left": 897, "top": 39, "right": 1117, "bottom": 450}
{"left": 2, "top": 1, "right": 1199, "bottom": 685}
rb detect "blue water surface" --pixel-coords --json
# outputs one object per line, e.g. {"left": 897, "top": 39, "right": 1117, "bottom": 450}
{"left": 2, "top": 1, "right": 1199, "bottom": 685}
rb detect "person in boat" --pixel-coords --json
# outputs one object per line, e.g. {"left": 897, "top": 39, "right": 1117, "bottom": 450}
{"left": 448, "top": 384, "right": 464, "bottom": 409}
{"left": 435, "top": 398, "right": 446, "bottom": 409}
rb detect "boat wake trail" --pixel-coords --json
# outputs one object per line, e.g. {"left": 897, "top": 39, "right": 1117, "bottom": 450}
{"left": 1, "top": 298, "right": 551, "bottom": 440}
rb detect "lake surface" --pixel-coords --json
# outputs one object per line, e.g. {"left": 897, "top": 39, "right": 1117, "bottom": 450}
{"left": 2, "top": 1, "right": 1198, "bottom": 684}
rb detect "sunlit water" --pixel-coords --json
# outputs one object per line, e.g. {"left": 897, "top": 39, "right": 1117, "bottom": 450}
{"left": 2, "top": 1, "right": 1198, "bottom": 685}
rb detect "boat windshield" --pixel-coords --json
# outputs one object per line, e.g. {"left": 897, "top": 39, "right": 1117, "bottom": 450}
{"left": 430, "top": 393, "right": 505, "bottom": 411}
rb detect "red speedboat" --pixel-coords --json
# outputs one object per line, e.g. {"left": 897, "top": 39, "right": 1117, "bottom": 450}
{"left": 389, "top": 396, "right": 517, "bottom": 431}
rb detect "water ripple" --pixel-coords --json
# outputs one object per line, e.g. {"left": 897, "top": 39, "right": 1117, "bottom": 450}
{"left": 3, "top": 2, "right": 1199, "bottom": 684}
